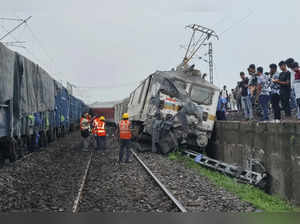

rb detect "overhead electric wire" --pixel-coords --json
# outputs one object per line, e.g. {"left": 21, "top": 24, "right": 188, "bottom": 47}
{"left": 75, "top": 81, "right": 139, "bottom": 89}
{"left": 0, "top": 19, "right": 43, "bottom": 65}
{"left": 0, "top": 23, "right": 17, "bottom": 40}
{"left": 212, "top": 15, "right": 229, "bottom": 29}
{"left": 0, "top": 16, "right": 31, "bottom": 41}
{"left": 2, "top": 41, "right": 26, "bottom": 44}
{"left": 219, "top": 10, "right": 254, "bottom": 36}
{"left": 24, "top": 23, "right": 58, "bottom": 75}
{"left": 0, "top": 18, "right": 24, "bottom": 22}
{"left": 5, "top": 44, "right": 26, "bottom": 49}
{"left": 208, "top": 9, "right": 254, "bottom": 87}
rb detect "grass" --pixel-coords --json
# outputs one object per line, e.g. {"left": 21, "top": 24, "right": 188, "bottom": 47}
{"left": 169, "top": 152, "right": 297, "bottom": 212}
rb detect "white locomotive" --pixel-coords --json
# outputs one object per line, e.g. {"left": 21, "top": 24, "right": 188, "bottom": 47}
{"left": 114, "top": 69, "right": 220, "bottom": 154}
{"left": 114, "top": 24, "right": 220, "bottom": 154}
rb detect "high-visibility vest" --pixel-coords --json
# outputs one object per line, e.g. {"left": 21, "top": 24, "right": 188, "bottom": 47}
{"left": 46, "top": 118, "right": 50, "bottom": 128}
{"left": 80, "top": 117, "right": 90, "bottom": 130}
{"left": 119, "top": 120, "right": 132, "bottom": 140}
{"left": 28, "top": 115, "right": 35, "bottom": 127}
{"left": 93, "top": 119, "right": 106, "bottom": 136}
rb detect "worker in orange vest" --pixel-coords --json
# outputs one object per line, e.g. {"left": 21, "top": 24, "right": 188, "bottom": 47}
{"left": 92, "top": 116, "right": 107, "bottom": 152}
{"left": 80, "top": 113, "right": 90, "bottom": 151}
{"left": 118, "top": 113, "right": 132, "bottom": 163}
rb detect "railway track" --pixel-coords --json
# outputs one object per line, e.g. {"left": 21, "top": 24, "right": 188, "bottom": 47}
{"left": 0, "top": 135, "right": 255, "bottom": 213}
{"left": 72, "top": 151, "right": 93, "bottom": 213}
{"left": 1, "top": 134, "right": 184, "bottom": 212}
{"left": 75, "top": 144, "right": 185, "bottom": 213}
{"left": 130, "top": 150, "right": 187, "bottom": 212}
{"left": 136, "top": 151, "right": 256, "bottom": 212}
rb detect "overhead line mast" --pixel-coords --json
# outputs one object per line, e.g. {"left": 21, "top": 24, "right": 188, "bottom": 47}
{"left": 181, "top": 24, "right": 218, "bottom": 84}
{"left": 208, "top": 42, "right": 214, "bottom": 84}
{"left": 183, "top": 24, "right": 218, "bottom": 66}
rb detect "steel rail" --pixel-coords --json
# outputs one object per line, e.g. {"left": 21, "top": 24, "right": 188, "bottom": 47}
{"left": 131, "top": 150, "right": 187, "bottom": 213}
{"left": 72, "top": 151, "right": 93, "bottom": 213}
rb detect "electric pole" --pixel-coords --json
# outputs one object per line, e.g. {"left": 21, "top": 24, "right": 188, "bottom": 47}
{"left": 182, "top": 24, "right": 218, "bottom": 66}
{"left": 208, "top": 42, "right": 214, "bottom": 84}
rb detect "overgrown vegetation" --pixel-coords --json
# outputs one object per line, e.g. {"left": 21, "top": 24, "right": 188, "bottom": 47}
{"left": 169, "top": 152, "right": 296, "bottom": 212}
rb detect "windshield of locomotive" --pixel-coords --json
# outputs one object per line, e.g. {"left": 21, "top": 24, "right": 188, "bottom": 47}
{"left": 173, "top": 79, "right": 187, "bottom": 90}
{"left": 190, "top": 85, "right": 214, "bottom": 105}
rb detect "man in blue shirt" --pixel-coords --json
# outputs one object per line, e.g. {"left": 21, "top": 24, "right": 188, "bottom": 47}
{"left": 239, "top": 72, "right": 253, "bottom": 120}
{"left": 216, "top": 95, "right": 227, "bottom": 120}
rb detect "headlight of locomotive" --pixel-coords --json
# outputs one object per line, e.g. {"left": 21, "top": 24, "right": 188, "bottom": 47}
{"left": 196, "top": 134, "right": 208, "bottom": 148}
{"left": 202, "top": 112, "right": 208, "bottom": 121}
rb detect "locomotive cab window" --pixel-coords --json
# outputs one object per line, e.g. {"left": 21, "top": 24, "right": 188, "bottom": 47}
{"left": 190, "top": 85, "right": 214, "bottom": 105}
{"left": 173, "top": 79, "right": 187, "bottom": 90}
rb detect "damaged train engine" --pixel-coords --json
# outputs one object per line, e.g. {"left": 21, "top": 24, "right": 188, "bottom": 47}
{"left": 114, "top": 24, "right": 220, "bottom": 154}
{"left": 115, "top": 68, "right": 220, "bottom": 154}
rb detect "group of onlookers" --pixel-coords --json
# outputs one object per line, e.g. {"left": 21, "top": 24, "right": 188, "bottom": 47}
{"left": 217, "top": 85, "right": 241, "bottom": 120}
{"left": 223, "top": 58, "right": 300, "bottom": 122}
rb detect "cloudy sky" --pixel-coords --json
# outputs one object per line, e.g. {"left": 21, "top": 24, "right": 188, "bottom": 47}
{"left": 1, "top": 0, "right": 300, "bottom": 104}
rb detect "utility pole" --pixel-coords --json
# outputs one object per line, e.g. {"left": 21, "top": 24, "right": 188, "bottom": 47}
{"left": 208, "top": 42, "right": 214, "bottom": 84}
{"left": 182, "top": 24, "right": 218, "bottom": 67}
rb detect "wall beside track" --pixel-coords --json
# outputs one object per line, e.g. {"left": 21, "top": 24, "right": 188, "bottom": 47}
{"left": 211, "top": 121, "right": 300, "bottom": 205}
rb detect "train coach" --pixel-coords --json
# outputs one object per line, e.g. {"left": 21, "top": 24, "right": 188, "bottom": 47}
{"left": 0, "top": 43, "right": 88, "bottom": 167}
{"left": 114, "top": 68, "right": 220, "bottom": 154}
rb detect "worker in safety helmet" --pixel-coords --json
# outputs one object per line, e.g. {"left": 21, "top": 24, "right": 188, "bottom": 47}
{"left": 92, "top": 116, "right": 107, "bottom": 152}
{"left": 118, "top": 113, "right": 132, "bottom": 163}
{"left": 80, "top": 112, "right": 90, "bottom": 151}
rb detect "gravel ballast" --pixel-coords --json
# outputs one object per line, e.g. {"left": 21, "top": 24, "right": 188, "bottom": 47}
{"left": 79, "top": 140, "right": 178, "bottom": 212}
{"left": 137, "top": 151, "right": 256, "bottom": 212}
{"left": 0, "top": 133, "right": 257, "bottom": 213}
{"left": 0, "top": 132, "right": 89, "bottom": 212}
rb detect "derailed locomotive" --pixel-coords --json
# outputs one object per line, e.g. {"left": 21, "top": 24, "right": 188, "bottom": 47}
{"left": 0, "top": 43, "right": 88, "bottom": 167}
{"left": 114, "top": 68, "right": 220, "bottom": 154}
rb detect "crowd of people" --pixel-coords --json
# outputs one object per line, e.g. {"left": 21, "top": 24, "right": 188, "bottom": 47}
{"left": 217, "top": 58, "right": 300, "bottom": 122}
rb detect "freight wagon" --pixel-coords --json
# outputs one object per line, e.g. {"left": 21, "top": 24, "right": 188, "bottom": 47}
{"left": 0, "top": 43, "right": 88, "bottom": 167}
{"left": 89, "top": 101, "right": 120, "bottom": 122}
{"left": 114, "top": 69, "right": 220, "bottom": 154}
{"left": 90, "top": 108, "right": 114, "bottom": 121}
{"left": 114, "top": 98, "right": 129, "bottom": 124}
